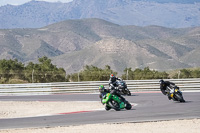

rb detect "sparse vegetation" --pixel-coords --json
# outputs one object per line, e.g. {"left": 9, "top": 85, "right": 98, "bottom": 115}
{"left": 0, "top": 57, "right": 66, "bottom": 84}
{"left": 1, "top": 58, "right": 200, "bottom": 84}
{"left": 121, "top": 67, "right": 169, "bottom": 80}
{"left": 66, "top": 65, "right": 117, "bottom": 82}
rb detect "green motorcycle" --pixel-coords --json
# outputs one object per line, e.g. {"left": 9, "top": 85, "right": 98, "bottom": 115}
{"left": 102, "top": 93, "right": 132, "bottom": 111}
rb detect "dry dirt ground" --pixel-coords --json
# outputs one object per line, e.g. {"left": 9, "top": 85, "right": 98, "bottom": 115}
{"left": 0, "top": 101, "right": 199, "bottom": 133}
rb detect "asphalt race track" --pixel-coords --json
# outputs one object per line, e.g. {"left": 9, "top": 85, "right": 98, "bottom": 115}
{"left": 0, "top": 92, "right": 200, "bottom": 129}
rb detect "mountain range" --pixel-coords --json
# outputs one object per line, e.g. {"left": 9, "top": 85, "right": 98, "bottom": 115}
{"left": 0, "top": 18, "right": 200, "bottom": 74}
{"left": 0, "top": 0, "right": 200, "bottom": 29}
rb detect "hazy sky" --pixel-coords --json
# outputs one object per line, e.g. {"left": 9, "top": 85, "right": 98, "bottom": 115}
{"left": 0, "top": 0, "right": 73, "bottom": 6}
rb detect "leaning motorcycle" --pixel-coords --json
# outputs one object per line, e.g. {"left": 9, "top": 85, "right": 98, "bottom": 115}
{"left": 116, "top": 80, "right": 131, "bottom": 96}
{"left": 102, "top": 93, "right": 132, "bottom": 111}
{"left": 166, "top": 85, "right": 185, "bottom": 102}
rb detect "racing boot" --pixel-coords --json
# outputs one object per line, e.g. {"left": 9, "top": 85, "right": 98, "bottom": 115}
{"left": 168, "top": 94, "right": 172, "bottom": 100}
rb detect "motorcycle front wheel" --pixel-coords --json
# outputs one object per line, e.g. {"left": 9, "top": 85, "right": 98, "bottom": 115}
{"left": 124, "top": 88, "right": 131, "bottom": 96}
{"left": 175, "top": 93, "right": 185, "bottom": 102}
{"left": 125, "top": 101, "right": 132, "bottom": 110}
{"left": 105, "top": 105, "right": 111, "bottom": 111}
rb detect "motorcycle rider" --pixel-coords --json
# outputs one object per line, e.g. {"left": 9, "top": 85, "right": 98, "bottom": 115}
{"left": 159, "top": 79, "right": 179, "bottom": 100}
{"left": 99, "top": 85, "right": 125, "bottom": 103}
{"left": 99, "top": 85, "right": 110, "bottom": 102}
{"left": 109, "top": 74, "right": 122, "bottom": 90}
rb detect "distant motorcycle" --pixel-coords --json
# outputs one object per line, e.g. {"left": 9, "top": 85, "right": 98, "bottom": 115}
{"left": 102, "top": 92, "right": 132, "bottom": 111}
{"left": 166, "top": 85, "right": 185, "bottom": 102}
{"left": 116, "top": 80, "right": 131, "bottom": 96}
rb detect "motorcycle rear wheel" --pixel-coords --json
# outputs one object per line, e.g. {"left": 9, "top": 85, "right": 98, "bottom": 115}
{"left": 105, "top": 105, "right": 111, "bottom": 111}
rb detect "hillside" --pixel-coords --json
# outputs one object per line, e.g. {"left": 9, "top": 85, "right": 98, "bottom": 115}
{"left": 0, "top": 0, "right": 200, "bottom": 29}
{"left": 0, "top": 18, "right": 200, "bottom": 74}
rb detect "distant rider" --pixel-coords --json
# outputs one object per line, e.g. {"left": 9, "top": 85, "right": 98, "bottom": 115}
{"left": 109, "top": 74, "right": 122, "bottom": 90}
{"left": 159, "top": 79, "right": 179, "bottom": 100}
